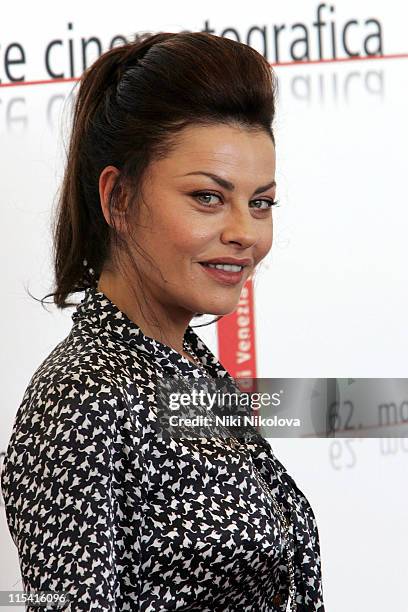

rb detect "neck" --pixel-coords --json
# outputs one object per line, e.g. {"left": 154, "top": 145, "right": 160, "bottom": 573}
{"left": 96, "top": 267, "right": 193, "bottom": 355}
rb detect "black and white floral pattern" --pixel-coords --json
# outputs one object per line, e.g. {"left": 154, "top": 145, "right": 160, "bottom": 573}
{"left": 1, "top": 286, "right": 325, "bottom": 611}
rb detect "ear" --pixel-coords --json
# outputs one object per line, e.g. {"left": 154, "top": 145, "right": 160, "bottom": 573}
{"left": 98, "top": 165, "right": 128, "bottom": 232}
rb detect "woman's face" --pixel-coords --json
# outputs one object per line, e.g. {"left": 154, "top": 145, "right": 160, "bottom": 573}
{"left": 113, "top": 123, "right": 276, "bottom": 317}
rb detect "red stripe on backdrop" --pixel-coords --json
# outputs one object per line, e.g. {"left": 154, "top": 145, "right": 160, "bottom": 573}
{"left": 217, "top": 278, "right": 258, "bottom": 394}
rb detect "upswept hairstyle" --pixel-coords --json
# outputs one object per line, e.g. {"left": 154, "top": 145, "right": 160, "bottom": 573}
{"left": 40, "top": 30, "right": 277, "bottom": 328}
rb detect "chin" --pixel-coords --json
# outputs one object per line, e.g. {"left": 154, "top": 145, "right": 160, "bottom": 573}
{"left": 194, "top": 300, "right": 240, "bottom": 317}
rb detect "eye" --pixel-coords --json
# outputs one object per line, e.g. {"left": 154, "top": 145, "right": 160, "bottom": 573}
{"left": 251, "top": 198, "right": 280, "bottom": 210}
{"left": 191, "top": 191, "right": 280, "bottom": 210}
{"left": 192, "top": 192, "right": 222, "bottom": 207}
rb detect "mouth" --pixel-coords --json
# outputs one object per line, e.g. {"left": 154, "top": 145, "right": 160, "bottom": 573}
{"left": 198, "top": 262, "right": 246, "bottom": 285}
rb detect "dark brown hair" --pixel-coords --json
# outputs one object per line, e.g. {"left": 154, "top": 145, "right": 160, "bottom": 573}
{"left": 38, "top": 31, "right": 277, "bottom": 328}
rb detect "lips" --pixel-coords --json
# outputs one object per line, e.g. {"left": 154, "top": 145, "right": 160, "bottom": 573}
{"left": 198, "top": 262, "right": 245, "bottom": 286}
{"left": 200, "top": 262, "right": 244, "bottom": 271}
{"left": 199, "top": 257, "right": 253, "bottom": 267}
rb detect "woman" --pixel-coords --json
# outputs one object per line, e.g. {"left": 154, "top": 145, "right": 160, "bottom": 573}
{"left": 1, "top": 32, "right": 325, "bottom": 611}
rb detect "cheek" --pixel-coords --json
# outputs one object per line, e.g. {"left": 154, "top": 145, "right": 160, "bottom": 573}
{"left": 258, "top": 222, "right": 273, "bottom": 253}
{"left": 161, "top": 216, "right": 217, "bottom": 258}
{"left": 136, "top": 208, "right": 193, "bottom": 257}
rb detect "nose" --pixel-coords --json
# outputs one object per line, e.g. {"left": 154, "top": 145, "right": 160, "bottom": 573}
{"left": 220, "top": 207, "right": 258, "bottom": 249}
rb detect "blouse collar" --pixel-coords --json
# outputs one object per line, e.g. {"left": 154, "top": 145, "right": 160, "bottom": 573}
{"left": 71, "top": 285, "right": 234, "bottom": 381}
{"left": 71, "top": 285, "right": 271, "bottom": 451}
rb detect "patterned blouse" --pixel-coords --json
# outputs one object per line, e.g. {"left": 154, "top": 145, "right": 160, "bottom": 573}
{"left": 1, "top": 285, "right": 325, "bottom": 611}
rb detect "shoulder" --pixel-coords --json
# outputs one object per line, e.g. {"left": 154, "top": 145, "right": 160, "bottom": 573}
{"left": 20, "top": 323, "right": 157, "bottom": 414}
{"left": 30, "top": 324, "right": 150, "bottom": 391}
{"left": 1, "top": 336, "right": 149, "bottom": 519}
{"left": 5, "top": 330, "right": 156, "bottom": 464}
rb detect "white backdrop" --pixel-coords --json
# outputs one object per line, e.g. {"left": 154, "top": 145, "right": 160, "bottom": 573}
{"left": 1, "top": 2, "right": 407, "bottom": 611}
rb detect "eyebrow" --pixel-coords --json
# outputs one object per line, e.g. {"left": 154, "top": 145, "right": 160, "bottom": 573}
{"left": 181, "top": 171, "right": 276, "bottom": 194}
